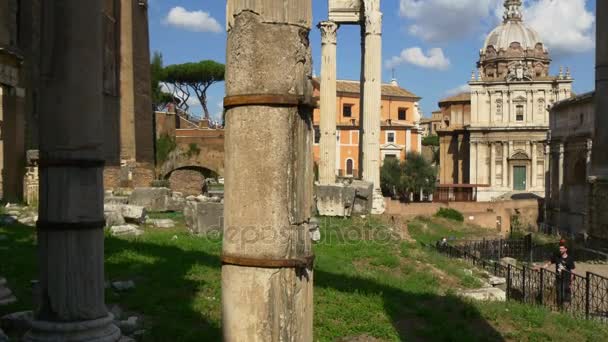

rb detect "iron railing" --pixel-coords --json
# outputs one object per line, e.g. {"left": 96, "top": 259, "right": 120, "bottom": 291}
{"left": 434, "top": 243, "right": 608, "bottom": 323}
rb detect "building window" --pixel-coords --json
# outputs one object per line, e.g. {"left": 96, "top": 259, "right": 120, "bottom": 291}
{"left": 385, "top": 154, "right": 397, "bottom": 160}
{"left": 398, "top": 108, "right": 407, "bottom": 120}
{"left": 314, "top": 127, "right": 320, "bottom": 144}
{"left": 387, "top": 132, "right": 395, "bottom": 143}
{"left": 343, "top": 104, "right": 353, "bottom": 117}
{"left": 516, "top": 105, "right": 524, "bottom": 121}
{"left": 346, "top": 159, "right": 354, "bottom": 176}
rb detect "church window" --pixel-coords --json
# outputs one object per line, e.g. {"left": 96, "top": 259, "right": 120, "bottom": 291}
{"left": 496, "top": 99, "right": 503, "bottom": 120}
{"left": 343, "top": 104, "right": 353, "bottom": 118}
{"left": 387, "top": 132, "right": 395, "bottom": 143}
{"left": 516, "top": 105, "right": 524, "bottom": 121}
{"left": 398, "top": 108, "right": 407, "bottom": 120}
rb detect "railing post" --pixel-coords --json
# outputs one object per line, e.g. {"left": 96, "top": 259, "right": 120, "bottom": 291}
{"left": 507, "top": 264, "right": 512, "bottom": 301}
{"left": 498, "top": 239, "right": 503, "bottom": 261}
{"left": 586, "top": 272, "right": 591, "bottom": 320}
{"left": 540, "top": 268, "right": 544, "bottom": 306}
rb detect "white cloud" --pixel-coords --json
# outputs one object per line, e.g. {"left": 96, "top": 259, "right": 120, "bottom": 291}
{"left": 164, "top": 7, "right": 222, "bottom": 33}
{"left": 524, "top": 0, "right": 594, "bottom": 55}
{"left": 385, "top": 47, "right": 450, "bottom": 70}
{"left": 399, "top": 0, "right": 502, "bottom": 42}
{"left": 444, "top": 84, "right": 471, "bottom": 96}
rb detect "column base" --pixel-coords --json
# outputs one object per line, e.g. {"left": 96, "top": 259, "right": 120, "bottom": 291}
{"left": 371, "top": 189, "right": 385, "bottom": 215}
{"left": 24, "top": 314, "right": 121, "bottom": 342}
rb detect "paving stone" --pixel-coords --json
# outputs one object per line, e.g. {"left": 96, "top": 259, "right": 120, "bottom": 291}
{"left": 110, "top": 225, "right": 143, "bottom": 237}
{"left": 458, "top": 287, "right": 506, "bottom": 302}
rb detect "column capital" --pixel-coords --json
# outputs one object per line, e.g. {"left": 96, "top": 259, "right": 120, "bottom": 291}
{"left": 318, "top": 21, "right": 338, "bottom": 45}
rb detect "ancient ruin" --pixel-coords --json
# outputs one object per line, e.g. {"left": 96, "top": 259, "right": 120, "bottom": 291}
{"left": 315, "top": 0, "right": 386, "bottom": 216}
{"left": 24, "top": 1, "right": 120, "bottom": 341}
{"left": 222, "top": 1, "right": 314, "bottom": 340}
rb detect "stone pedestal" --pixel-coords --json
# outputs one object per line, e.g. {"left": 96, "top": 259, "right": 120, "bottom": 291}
{"left": 318, "top": 21, "right": 339, "bottom": 185}
{"left": 361, "top": 0, "right": 384, "bottom": 214}
{"left": 24, "top": 1, "right": 120, "bottom": 341}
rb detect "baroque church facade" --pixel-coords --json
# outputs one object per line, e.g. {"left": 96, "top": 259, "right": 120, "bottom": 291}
{"left": 438, "top": 0, "right": 573, "bottom": 201}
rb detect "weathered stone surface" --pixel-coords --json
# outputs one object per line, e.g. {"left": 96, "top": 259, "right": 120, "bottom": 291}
{"left": 105, "top": 196, "right": 130, "bottom": 205}
{"left": 110, "top": 225, "right": 143, "bottom": 237}
{"left": 104, "top": 211, "right": 125, "bottom": 228}
{"left": 500, "top": 257, "right": 517, "bottom": 267}
{"left": 1, "top": 310, "right": 33, "bottom": 331}
{"left": 184, "top": 201, "right": 223, "bottom": 235}
{"left": 350, "top": 180, "right": 373, "bottom": 215}
{"left": 458, "top": 287, "right": 506, "bottom": 301}
{"left": 315, "top": 184, "right": 356, "bottom": 217}
{"left": 166, "top": 192, "right": 186, "bottom": 212}
{"left": 147, "top": 219, "right": 175, "bottom": 229}
{"left": 104, "top": 204, "right": 146, "bottom": 224}
{"left": 116, "top": 316, "right": 140, "bottom": 335}
{"left": 489, "top": 276, "right": 506, "bottom": 286}
{"left": 128, "top": 187, "right": 171, "bottom": 212}
{"left": 111, "top": 281, "right": 135, "bottom": 292}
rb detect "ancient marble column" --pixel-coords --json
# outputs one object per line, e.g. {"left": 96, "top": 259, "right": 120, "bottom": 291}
{"left": 223, "top": 1, "right": 314, "bottom": 341}
{"left": 489, "top": 143, "right": 496, "bottom": 187}
{"left": 318, "top": 21, "right": 339, "bottom": 185}
{"left": 361, "top": 0, "right": 384, "bottom": 214}
{"left": 592, "top": 0, "right": 608, "bottom": 176}
{"left": 558, "top": 143, "right": 565, "bottom": 189}
{"left": 24, "top": 1, "right": 120, "bottom": 341}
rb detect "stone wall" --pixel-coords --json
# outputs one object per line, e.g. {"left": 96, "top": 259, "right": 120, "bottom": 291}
{"left": 590, "top": 180, "right": 608, "bottom": 240}
{"left": 385, "top": 198, "right": 541, "bottom": 233}
{"left": 168, "top": 169, "right": 205, "bottom": 196}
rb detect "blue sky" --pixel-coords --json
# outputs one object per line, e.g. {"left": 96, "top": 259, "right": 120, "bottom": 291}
{"left": 148, "top": 0, "right": 596, "bottom": 120}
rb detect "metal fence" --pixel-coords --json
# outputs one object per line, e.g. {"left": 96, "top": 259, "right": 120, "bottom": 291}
{"left": 435, "top": 243, "right": 608, "bottom": 322}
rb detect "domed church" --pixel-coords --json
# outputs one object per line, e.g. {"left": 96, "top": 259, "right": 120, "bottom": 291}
{"left": 437, "top": 0, "right": 573, "bottom": 201}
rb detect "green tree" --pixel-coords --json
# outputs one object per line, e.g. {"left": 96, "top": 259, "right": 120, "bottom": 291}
{"left": 162, "top": 60, "right": 225, "bottom": 119}
{"left": 150, "top": 52, "right": 174, "bottom": 111}
{"left": 380, "top": 152, "right": 437, "bottom": 201}
{"left": 422, "top": 134, "right": 440, "bottom": 165}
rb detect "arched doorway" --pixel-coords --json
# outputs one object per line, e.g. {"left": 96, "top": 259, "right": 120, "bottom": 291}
{"left": 165, "top": 166, "right": 218, "bottom": 196}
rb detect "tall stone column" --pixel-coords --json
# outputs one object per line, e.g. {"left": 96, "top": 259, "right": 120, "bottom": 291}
{"left": 470, "top": 142, "right": 478, "bottom": 184}
{"left": 558, "top": 143, "right": 564, "bottom": 189}
{"left": 24, "top": 1, "right": 120, "bottom": 341}
{"left": 223, "top": 1, "right": 314, "bottom": 341}
{"left": 531, "top": 142, "right": 538, "bottom": 188}
{"left": 318, "top": 21, "right": 338, "bottom": 185}
{"left": 361, "top": 0, "right": 384, "bottom": 214}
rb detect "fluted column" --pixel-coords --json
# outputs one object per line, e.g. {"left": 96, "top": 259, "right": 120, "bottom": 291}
{"left": 531, "top": 142, "right": 538, "bottom": 188}
{"left": 361, "top": 0, "right": 384, "bottom": 214}
{"left": 502, "top": 143, "right": 508, "bottom": 188}
{"left": 318, "top": 21, "right": 338, "bottom": 185}
{"left": 24, "top": 1, "right": 120, "bottom": 341}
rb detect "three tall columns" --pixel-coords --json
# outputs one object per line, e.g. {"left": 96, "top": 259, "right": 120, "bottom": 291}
{"left": 318, "top": 21, "right": 339, "bottom": 185}
{"left": 223, "top": 1, "right": 314, "bottom": 341}
{"left": 25, "top": 1, "right": 120, "bottom": 341}
{"left": 360, "top": 0, "right": 385, "bottom": 214}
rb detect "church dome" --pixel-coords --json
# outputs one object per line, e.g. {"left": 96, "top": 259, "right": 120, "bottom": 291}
{"left": 483, "top": 0, "right": 546, "bottom": 53}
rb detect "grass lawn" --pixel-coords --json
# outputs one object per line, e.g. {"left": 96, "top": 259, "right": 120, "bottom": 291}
{"left": 1, "top": 215, "right": 607, "bottom": 341}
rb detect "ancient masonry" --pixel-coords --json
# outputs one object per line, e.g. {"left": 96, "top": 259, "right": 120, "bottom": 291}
{"left": 222, "top": 1, "right": 314, "bottom": 340}
{"left": 24, "top": 0, "right": 120, "bottom": 341}
{"left": 316, "top": 0, "right": 385, "bottom": 215}
{"left": 590, "top": 0, "right": 608, "bottom": 241}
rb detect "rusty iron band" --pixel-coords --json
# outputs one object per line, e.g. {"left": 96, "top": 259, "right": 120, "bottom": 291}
{"left": 36, "top": 220, "right": 106, "bottom": 231}
{"left": 38, "top": 159, "right": 106, "bottom": 168}
{"left": 224, "top": 94, "right": 314, "bottom": 109}
{"left": 221, "top": 254, "right": 315, "bottom": 269}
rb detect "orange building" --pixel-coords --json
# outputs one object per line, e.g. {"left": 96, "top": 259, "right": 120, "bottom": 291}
{"left": 312, "top": 79, "right": 421, "bottom": 177}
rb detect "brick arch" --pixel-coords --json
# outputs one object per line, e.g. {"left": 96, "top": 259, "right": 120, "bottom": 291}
{"left": 159, "top": 148, "right": 224, "bottom": 180}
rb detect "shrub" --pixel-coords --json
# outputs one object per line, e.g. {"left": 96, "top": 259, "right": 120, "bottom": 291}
{"left": 435, "top": 208, "right": 464, "bottom": 222}
{"left": 150, "top": 179, "right": 171, "bottom": 188}
{"left": 156, "top": 134, "right": 177, "bottom": 164}
{"left": 422, "top": 135, "right": 439, "bottom": 147}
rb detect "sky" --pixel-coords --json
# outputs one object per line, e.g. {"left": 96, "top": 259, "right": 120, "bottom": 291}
{"left": 147, "top": 0, "right": 597, "bottom": 120}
